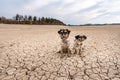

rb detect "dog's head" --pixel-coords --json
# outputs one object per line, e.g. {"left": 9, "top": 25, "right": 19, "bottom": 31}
{"left": 75, "top": 35, "right": 87, "bottom": 43}
{"left": 58, "top": 29, "right": 71, "bottom": 40}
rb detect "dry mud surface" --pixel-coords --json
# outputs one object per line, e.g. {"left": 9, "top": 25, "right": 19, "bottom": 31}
{"left": 0, "top": 24, "right": 120, "bottom": 80}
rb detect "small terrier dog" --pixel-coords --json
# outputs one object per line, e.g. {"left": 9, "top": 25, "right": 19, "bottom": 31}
{"left": 72, "top": 35, "right": 87, "bottom": 55}
{"left": 58, "top": 29, "right": 71, "bottom": 54}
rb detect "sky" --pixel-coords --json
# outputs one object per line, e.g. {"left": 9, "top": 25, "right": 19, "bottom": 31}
{"left": 0, "top": 0, "right": 120, "bottom": 25}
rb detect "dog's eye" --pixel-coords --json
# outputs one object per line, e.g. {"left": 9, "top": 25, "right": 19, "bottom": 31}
{"left": 80, "top": 36, "right": 83, "bottom": 38}
{"left": 61, "top": 31, "right": 64, "bottom": 33}
{"left": 64, "top": 31, "right": 67, "bottom": 33}
{"left": 61, "top": 32, "right": 65, "bottom": 34}
{"left": 64, "top": 32, "right": 68, "bottom": 34}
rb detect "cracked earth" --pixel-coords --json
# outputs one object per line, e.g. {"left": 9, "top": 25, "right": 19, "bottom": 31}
{"left": 0, "top": 24, "right": 120, "bottom": 80}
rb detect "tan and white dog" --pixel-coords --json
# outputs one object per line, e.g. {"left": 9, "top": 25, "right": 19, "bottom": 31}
{"left": 58, "top": 29, "right": 71, "bottom": 54}
{"left": 72, "top": 35, "right": 87, "bottom": 55}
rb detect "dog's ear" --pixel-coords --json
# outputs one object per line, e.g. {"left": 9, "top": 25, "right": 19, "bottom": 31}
{"left": 83, "top": 35, "right": 87, "bottom": 40}
{"left": 75, "top": 35, "right": 79, "bottom": 39}
{"left": 58, "top": 29, "right": 62, "bottom": 34}
{"left": 68, "top": 30, "right": 71, "bottom": 34}
{"left": 66, "top": 29, "right": 71, "bottom": 34}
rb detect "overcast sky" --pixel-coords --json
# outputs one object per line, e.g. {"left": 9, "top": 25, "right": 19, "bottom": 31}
{"left": 0, "top": 0, "right": 120, "bottom": 24}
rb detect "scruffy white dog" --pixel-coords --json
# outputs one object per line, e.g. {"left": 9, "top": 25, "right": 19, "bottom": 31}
{"left": 72, "top": 35, "right": 87, "bottom": 55}
{"left": 58, "top": 29, "right": 71, "bottom": 54}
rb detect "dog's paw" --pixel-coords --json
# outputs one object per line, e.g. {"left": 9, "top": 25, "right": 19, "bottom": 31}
{"left": 57, "top": 50, "right": 61, "bottom": 53}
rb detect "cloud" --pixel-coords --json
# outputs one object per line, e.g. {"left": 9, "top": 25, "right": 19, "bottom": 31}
{"left": 23, "top": 0, "right": 57, "bottom": 11}
{"left": 57, "top": 0, "right": 98, "bottom": 14}
{"left": 0, "top": 0, "right": 120, "bottom": 24}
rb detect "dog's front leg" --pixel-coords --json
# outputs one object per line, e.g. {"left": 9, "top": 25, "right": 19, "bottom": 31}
{"left": 61, "top": 46, "right": 63, "bottom": 54}
{"left": 76, "top": 49, "right": 79, "bottom": 55}
{"left": 68, "top": 48, "right": 71, "bottom": 54}
{"left": 71, "top": 48, "right": 75, "bottom": 54}
{"left": 78, "top": 45, "right": 82, "bottom": 55}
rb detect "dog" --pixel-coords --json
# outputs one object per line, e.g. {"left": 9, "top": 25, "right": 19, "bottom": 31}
{"left": 72, "top": 35, "right": 87, "bottom": 55}
{"left": 58, "top": 29, "right": 71, "bottom": 54}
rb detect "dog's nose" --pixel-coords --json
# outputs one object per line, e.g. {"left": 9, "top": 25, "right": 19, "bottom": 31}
{"left": 63, "top": 34, "right": 67, "bottom": 37}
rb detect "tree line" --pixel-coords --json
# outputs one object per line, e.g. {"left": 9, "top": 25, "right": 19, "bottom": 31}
{"left": 0, "top": 14, "right": 65, "bottom": 25}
